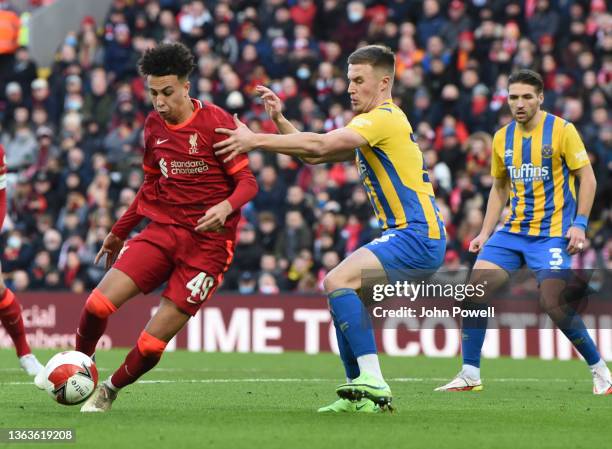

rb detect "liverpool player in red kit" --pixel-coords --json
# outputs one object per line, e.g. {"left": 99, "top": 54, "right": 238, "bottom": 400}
{"left": 0, "top": 145, "right": 44, "bottom": 376}
{"left": 43, "top": 43, "right": 258, "bottom": 411}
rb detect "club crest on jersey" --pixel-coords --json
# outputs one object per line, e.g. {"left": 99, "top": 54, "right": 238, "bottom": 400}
{"left": 189, "top": 133, "right": 199, "bottom": 154}
{"left": 541, "top": 144, "right": 553, "bottom": 159}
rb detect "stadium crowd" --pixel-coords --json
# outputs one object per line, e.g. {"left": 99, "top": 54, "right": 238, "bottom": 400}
{"left": 0, "top": 0, "right": 610, "bottom": 294}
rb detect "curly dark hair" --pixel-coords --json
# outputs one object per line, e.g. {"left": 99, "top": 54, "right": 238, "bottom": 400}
{"left": 138, "top": 42, "right": 195, "bottom": 80}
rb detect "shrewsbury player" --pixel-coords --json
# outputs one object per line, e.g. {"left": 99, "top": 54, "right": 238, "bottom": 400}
{"left": 0, "top": 145, "right": 43, "bottom": 377}
{"left": 35, "top": 43, "right": 258, "bottom": 411}
{"left": 215, "top": 45, "right": 446, "bottom": 412}
{"left": 436, "top": 70, "right": 612, "bottom": 395}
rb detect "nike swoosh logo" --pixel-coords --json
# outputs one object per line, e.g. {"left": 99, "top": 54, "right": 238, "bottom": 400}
{"left": 355, "top": 404, "right": 367, "bottom": 410}
{"left": 156, "top": 138, "right": 169, "bottom": 145}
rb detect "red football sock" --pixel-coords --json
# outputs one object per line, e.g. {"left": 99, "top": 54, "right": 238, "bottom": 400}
{"left": 75, "top": 289, "right": 116, "bottom": 357}
{"left": 0, "top": 290, "right": 31, "bottom": 357}
{"left": 110, "top": 331, "right": 166, "bottom": 389}
{"left": 75, "top": 309, "right": 107, "bottom": 357}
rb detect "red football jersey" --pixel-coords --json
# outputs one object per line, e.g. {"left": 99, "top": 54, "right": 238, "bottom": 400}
{"left": 137, "top": 99, "right": 249, "bottom": 235}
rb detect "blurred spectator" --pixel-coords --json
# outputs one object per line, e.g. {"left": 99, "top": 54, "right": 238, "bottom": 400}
{"left": 8, "top": 46, "right": 37, "bottom": 96}
{"left": 440, "top": 1, "right": 471, "bottom": 50}
{"left": 237, "top": 271, "right": 256, "bottom": 294}
{"left": 83, "top": 68, "right": 114, "bottom": 131}
{"left": 258, "top": 272, "right": 280, "bottom": 295}
{"left": 0, "top": 6, "right": 20, "bottom": 83}
{"left": 417, "top": 0, "right": 447, "bottom": 47}
{"left": 275, "top": 210, "right": 312, "bottom": 263}
{"left": 253, "top": 165, "right": 286, "bottom": 213}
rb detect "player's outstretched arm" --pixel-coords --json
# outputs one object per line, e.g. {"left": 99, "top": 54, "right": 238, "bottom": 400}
{"left": 256, "top": 86, "right": 354, "bottom": 164}
{"left": 214, "top": 116, "right": 366, "bottom": 162}
{"left": 565, "top": 163, "right": 596, "bottom": 255}
{"left": 299, "top": 150, "right": 356, "bottom": 164}
{"left": 469, "top": 177, "right": 510, "bottom": 253}
{"left": 256, "top": 85, "right": 298, "bottom": 135}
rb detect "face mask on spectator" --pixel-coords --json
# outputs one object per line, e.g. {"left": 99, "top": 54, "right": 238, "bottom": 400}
{"left": 297, "top": 67, "right": 311, "bottom": 79}
{"left": 7, "top": 236, "right": 22, "bottom": 249}
{"left": 348, "top": 10, "right": 363, "bottom": 23}
{"left": 65, "top": 35, "right": 78, "bottom": 47}
{"left": 66, "top": 98, "right": 83, "bottom": 111}
{"left": 260, "top": 285, "right": 278, "bottom": 294}
{"left": 239, "top": 284, "right": 255, "bottom": 294}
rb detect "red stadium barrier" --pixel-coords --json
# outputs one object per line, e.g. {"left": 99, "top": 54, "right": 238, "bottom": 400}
{"left": 1, "top": 293, "right": 611, "bottom": 361}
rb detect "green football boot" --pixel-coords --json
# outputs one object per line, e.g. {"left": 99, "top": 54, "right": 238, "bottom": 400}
{"left": 317, "top": 398, "right": 381, "bottom": 413}
{"left": 335, "top": 373, "right": 393, "bottom": 408}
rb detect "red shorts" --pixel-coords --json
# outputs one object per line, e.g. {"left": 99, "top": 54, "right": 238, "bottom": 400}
{"left": 113, "top": 222, "right": 235, "bottom": 316}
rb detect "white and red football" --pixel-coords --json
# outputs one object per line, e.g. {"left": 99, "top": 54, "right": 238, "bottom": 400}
{"left": 42, "top": 351, "right": 98, "bottom": 405}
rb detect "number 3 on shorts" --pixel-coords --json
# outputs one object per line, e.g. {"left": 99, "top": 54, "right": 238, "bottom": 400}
{"left": 186, "top": 272, "right": 215, "bottom": 304}
{"left": 549, "top": 248, "right": 564, "bottom": 268}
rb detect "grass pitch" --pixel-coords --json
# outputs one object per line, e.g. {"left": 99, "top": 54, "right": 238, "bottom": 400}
{"left": 1, "top": 349, "right": 611, "bottom": 449}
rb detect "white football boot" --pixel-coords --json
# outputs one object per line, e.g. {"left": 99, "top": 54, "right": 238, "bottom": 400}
{"left": 435, "top": 370, "right": 483, "bottom": 392}
{"left": 19, "top": 354, "right": 44, "bottom": 376}
{"left": 80, "top": 382, "right": 118, "bottom": 412}
{"left": 592, "top": 364, "right": 612, "bottom": 395}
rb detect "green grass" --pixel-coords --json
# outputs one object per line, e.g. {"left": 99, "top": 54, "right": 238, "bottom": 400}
{"left": 1, "top": 349, "right": 611, "bottom": 449}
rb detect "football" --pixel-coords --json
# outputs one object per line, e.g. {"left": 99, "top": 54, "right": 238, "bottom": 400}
{"left": 41, "top": 351, "right": 98, "bottom": 406}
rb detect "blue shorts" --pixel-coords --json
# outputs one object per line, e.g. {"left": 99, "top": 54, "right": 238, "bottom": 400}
{"left": 478, "top": 230, "right": 570, "bottom": 282}
{"left": 365, "top": 227, "right": 446, "bottom": 283}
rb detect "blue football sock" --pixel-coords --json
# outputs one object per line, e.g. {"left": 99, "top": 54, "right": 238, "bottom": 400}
{"left": 331, "top": 316, "right": 359, "bottom": 380}
{"left": 328, "top": 288, "right": 377, "bottom": 368}
{"left": 558, "top": 313, "right": 601, "bottom": 365}
{"left": 461, "top": 303, "right": 488, "bottom": 368}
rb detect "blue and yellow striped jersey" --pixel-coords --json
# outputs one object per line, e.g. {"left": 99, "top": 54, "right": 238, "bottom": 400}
{"left": 492, "top": 112, "right": 590, "bottom": 237}
{"left": 346, "top": 101, "right": 446, "bottom": 240}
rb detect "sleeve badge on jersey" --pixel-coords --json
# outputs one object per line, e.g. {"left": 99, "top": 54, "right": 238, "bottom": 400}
{"left": 541, "top": 145, "right": 553, "bottom": 159}
{"left": 350, "top": 117, "right": 372, "bottom": 128}
{"left": 574, "top": 151, "right": 589, "bottom": 162}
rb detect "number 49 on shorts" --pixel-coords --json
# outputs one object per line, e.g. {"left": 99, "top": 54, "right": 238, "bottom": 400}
{"left": 186, "top": 272, "right": 215, "bottom": 304}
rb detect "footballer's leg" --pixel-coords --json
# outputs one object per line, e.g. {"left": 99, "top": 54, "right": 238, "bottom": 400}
{"left": 34, "top": 269, "right": 144, "bottom": 390}
{"left": 75, "top": 230, "right": 174, "bottom": 359}
{"left": 81, "top": 298, "right": 190, "bottom": 412}
{"left": 540, "top": 277, "right": 611, "bottom": 394}
{"left": 57, "top": 231, "right": 174, "bottom": 394}
{"left": 435, "top": 236, "right": 522, "bottom": 391}
{"left": 322, "top": 246, "right": 393, "bottom": 409}
{"left": 75, "top": 269, "right": 142, "bottom": 357}
{"left": 0, "top": 273, "right": 43, "bottom": 376}
{"left": 532, "top": 239, "right": 611, "bottom": 395}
